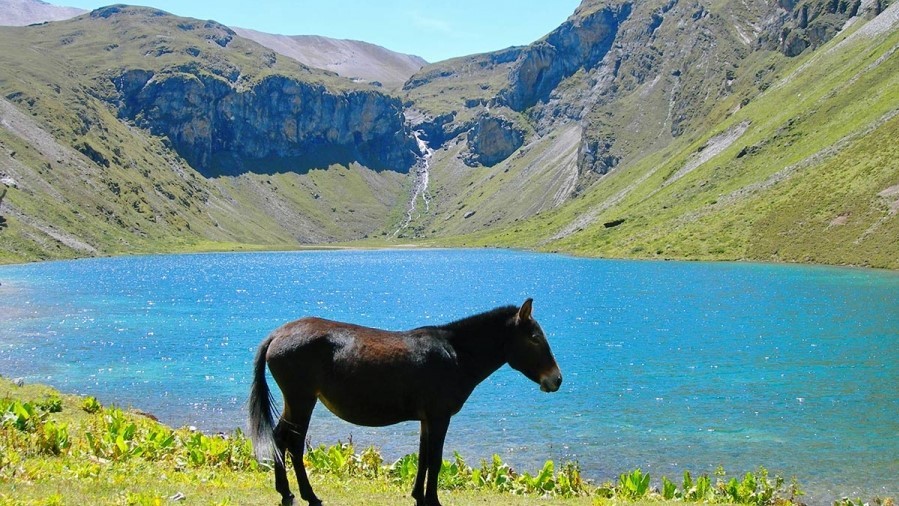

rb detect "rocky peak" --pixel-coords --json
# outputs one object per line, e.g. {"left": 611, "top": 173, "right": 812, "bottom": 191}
{"left": 0, "top": 0, "right": 86, "bottom": 26}
{"left": 757, "top": 0, "right": 865, "bottom": 56}
{"left": 498, "top": 2, "right": 632, "bottom": 111}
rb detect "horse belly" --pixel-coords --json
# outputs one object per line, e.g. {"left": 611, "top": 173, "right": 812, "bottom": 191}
{"left": 317, "top": 387, "right": 418, "bottom": 427}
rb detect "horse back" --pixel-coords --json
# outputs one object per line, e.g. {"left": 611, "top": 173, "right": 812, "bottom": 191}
{"left": 265, "top": 317, "right": 455, "bottom": 375}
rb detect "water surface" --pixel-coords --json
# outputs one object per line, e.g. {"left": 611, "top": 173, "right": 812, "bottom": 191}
{"left": 1, "top": 250, "right": 896, "bottom": 503}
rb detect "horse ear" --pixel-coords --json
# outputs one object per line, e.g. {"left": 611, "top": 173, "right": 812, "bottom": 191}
{"left": 518, "top": 298, "right": 533, "bottom": 321}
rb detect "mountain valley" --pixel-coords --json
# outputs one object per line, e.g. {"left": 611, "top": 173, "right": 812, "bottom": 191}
{"left": 0, "top": 0, "right": 896, "bottom": 268}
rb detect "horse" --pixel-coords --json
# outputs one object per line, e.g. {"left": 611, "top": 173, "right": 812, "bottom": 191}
{"left": 248, "top": 298, "right": 562, "bottom": 506}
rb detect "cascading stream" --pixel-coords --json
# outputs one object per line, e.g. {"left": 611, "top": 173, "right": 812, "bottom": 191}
{"left": 394, "top": 130, "right": 433, "bottom": 237}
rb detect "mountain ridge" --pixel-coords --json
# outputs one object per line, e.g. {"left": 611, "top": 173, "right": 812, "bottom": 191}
{"left": 230, "top": 28, "right": 427, "bottom": 90}
{"left": 0, "top": 0, "right": 427, "bottom": 89}
{"left": 0, "top": 0, "right": 85, "bottom": 26}
{"left": 0, "top": 0, "right": 897, "bottom": 268}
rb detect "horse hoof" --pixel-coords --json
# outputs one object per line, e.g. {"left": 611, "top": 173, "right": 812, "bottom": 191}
{"left": 280, "top": 494, "right": 295, "bottom": 506}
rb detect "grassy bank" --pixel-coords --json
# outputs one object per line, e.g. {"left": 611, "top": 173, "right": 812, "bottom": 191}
{"left": 0, "top": 377, "right": 887, "bottom": 506}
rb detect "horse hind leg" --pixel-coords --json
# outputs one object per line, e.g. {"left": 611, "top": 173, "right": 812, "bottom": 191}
{"left": 273, "top": 420, "right": 296, "bottom": 505}
{"left": 283, "top": 397, "right": 321, "bottom": 506}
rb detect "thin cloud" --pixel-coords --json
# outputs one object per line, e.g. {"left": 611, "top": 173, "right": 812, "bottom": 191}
{"left": 408, "top": 10, "right": 474, "bottom": 39}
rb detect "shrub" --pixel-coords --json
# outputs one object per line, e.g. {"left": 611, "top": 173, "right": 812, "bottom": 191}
{"left": 81, "top": 396, "right": 102, "bottom": 414}
{"left": 618, "top": 468, "right": 651, "bottom": 499}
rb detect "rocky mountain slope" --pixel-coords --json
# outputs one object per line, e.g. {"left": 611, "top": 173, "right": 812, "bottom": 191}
{"left": 0, "top": 0, "right": 427, "bottom": 91}
{"left": 0, "top": 0, "right": 85, "bottom": 26}
{"left": 399, "top": 0, "right": 899, "bottom": 268}
{"left": 231, "top": 28, "right": 426, "bottom": 90}
{"left": 0, "top": 6, "right": 415, "bottom": 261}
{"left": 1, "top": 1, "right": 897, "bottom": 268}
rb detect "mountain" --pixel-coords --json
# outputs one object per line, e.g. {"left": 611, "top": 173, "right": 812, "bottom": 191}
{"left": 231, "top": 28, "right": 426, "bottom": 90}
{"left": 0, "top": 0, "right": 426, "bottom": 91}
{"left": 0, "top": 0, "right": 85, "bottom": 26}
{"left": 399, "top": 0, "right": 899, "bottom": 268}
{"left": 1, "top": 1, "right": 897, "bottom": 268}
{"left": 0, "top": 6, "right": 417, "bottom": 261}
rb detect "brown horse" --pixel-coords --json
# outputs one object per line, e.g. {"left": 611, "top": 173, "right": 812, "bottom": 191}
{"left": 248, "top": 298, "right": 562, "bottom": 506}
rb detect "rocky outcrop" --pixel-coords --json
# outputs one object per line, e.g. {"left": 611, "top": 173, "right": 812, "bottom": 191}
{"left": 114, "top": 70, "right": 419, "bottom": 175}
{"left": 464, "top": 114, "right": 525, "bottom": 167}
{"left": 758, "top": 0, "right": 863, "bottom": 56}
{"left": 576, "top": 133, "right": 618, "bottom": 176}
{"left": 498, "top": 3, "right": 632, "bottom": 111}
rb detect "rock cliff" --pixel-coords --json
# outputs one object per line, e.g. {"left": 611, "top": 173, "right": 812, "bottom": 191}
{"left": 757, "top": 0, "right": 866, "bottom": 56}
{"left": 1, "top": 0, "right": 897, "bottom": 268}
{"left": 115, "top": 70, "right": 418, "bottom": 175}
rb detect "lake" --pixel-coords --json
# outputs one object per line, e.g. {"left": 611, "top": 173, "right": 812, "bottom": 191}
{"left": 0, "top": 249, "right": 896, "bottom": 503}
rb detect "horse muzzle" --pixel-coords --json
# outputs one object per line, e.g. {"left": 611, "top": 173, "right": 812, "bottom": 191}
{"left": 539, "top": 369, "right": 563, "bottom": 393}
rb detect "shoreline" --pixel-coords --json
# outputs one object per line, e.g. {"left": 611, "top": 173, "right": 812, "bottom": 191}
{"left": 2, "top": 241, "right": 898, "bottom": 274}
{"left": 1, "top": 376, "right": 894, "bottom": 505}
{"left": 1, "top": 250, "right": 897, "bottom": 504}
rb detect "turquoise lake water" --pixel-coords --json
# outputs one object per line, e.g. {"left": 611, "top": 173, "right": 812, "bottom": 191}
{"left": 0, "top": 249, "right": 896, "bottom": 503}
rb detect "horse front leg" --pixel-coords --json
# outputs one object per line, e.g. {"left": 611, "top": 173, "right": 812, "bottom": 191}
{"left": 411, "top": 420, "right": 429, "bottom": 505}
{"left": 424, "top": 416, "right": 450, "bottom": 506}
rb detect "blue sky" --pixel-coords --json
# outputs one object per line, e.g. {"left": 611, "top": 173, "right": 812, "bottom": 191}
{"left": 61, "top": 1, "right": 582, "bottom": 62}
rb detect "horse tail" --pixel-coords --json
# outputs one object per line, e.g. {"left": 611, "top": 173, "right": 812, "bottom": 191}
{"left": 248, "top": 335, "right": 280, "bottom": 464}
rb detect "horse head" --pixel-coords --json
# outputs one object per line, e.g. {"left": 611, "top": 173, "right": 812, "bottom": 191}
{"left": 505, "top": 298, "right": 563, "bottom": 393}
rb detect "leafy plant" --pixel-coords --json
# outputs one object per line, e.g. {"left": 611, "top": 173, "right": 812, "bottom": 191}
{"left": 84, "top": 407, "right": 140, "bottom": 460}
{"left": 36, "top": 420, "right": 70, "bottom": 456}
{"left": 139, "top": 425, "right": 175, "bottom": 461}
{"left": 1, "top": 399, "right": 44, "bottom": 432}
{"left": 720, "top": 467, "right": 783, "bottom": 505}
{"left": 617, "top": 468, "right": 651, "bottom": 499}
{"left": 81, "top": 396, "right": 102, "bottom": 414}
{"left": 305, "top": 441, "right": 356, "bottom": 476}
{"left": 682, "top": 470, "right": 713, "bottom": 502}
{"left": 179, "top": 430, "right": 255, "bottom": 470}
{"left": 557, "top": 461, "right": 588, "bottom": 497}
{"left": 477, "top": 454, "right": 517, "bottom": 492}
{"left": 662, "top": 475, "right": 679, "bottom": 500}
{"left": 834, "top": 498, "right": 867, "bottom": 506}
{"left": 358, "top": 446, "right": 383, "bottom": 479}
{"left": 36, "top": 395, "right": 63, "bottom": 413}
{"left": 518, "top": 459, "right": 557, "bottom": 494}
{"left": 386, "top": 453, "right": 418, "bottom": 485}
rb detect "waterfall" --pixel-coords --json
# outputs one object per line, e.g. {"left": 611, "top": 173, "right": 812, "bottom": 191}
{"left": 393, "top": 131, "right": 433, "bottom": 237}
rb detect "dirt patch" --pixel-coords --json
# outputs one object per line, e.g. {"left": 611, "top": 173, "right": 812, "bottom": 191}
{"left": 665, "top": 121, "right": 751, "bottom": 187}
{"left": 829, "top": 213, "right": 850, "bottom": 226}
{"left": 5, "top": 205, "right": 99, "bottom": 255}
{"left": 878, "top": 183, "right": 899, "bottom": 214}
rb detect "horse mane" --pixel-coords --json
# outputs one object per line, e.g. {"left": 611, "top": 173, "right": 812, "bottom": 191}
{"left": 437, "top": 305, "right": 519, "bottom": 338}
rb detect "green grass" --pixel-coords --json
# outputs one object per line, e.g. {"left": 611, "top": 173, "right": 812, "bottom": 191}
{"left": 1, "top": 3, "right": 897, "bottom": 269}
{"left": 0, "top": 7, "right": 407, "bottom": 264}
{"left": 0, "top": 377, "right": 837, "bottom": 506}
{"left": 448, "top": 14, "right": 899, "bottom": 269}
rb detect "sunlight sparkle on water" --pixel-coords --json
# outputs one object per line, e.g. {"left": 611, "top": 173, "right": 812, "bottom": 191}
{"left": 0, "top": 250, "right": 897, "bottom": 503}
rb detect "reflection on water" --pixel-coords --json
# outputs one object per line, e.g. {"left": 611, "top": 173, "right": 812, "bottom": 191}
{"left": 1, "top": 250, "right": 897, "bottom": 503}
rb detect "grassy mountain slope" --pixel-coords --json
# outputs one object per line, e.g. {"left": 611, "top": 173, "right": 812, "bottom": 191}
{"left": 450, "top": 5, "right": 899, "bottom": 268}
{"left": 0, "top": 7, "right": 408, "bottom": 263}
{"left": 231, "top": 28, "right": 427, "bottom": 90}
{"left": 0, "top": 1, "right": 897, "bottom": 268}
{"left": 399, "top": 0, "right": 898, "bottom": 269}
